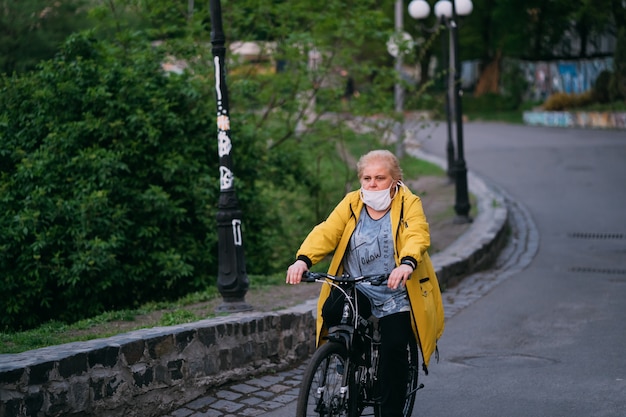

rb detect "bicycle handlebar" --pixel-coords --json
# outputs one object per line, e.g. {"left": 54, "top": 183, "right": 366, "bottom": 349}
{"left": 302, "top": 271, "right": 389, "bottom": 286}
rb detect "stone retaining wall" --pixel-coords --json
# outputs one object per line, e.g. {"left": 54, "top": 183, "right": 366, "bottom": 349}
{"left": 0, "top": 303, "right": 317, "bottom": 417}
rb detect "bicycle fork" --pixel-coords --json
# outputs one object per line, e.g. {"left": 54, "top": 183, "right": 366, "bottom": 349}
{"left": 314, "top": 354, "right": 352, "bottom": 416}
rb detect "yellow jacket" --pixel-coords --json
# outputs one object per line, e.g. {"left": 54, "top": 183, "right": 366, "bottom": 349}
{"left": 296, "top": 184, "right": 445, "bottom": 369}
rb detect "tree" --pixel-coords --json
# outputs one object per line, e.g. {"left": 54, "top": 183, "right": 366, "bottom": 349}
{"left": 0, "top": 0, "right": 92, "bottom": 74}
{"left": 1, "top": 1, "right": 402, "bottom": 331}
{"left": 611, "top": 27, "right": 626, "bottom": 101}
{"left": 571, "top": 0, "right": 615, "bottom": 58}
{"left": 466, "top": 0, "right": 620, "bottom": 96}
{"left": 611, "top": 0, "right": 626, "bottom": 30}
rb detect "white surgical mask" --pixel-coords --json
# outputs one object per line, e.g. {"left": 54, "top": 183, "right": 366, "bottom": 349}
{"left": 360, "top": 184, "right": 396, "bottom": 211}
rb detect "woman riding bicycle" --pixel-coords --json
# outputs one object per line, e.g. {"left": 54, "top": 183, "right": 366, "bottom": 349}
{"left": 286, "top": 149, "right": 445, "bottom": 417}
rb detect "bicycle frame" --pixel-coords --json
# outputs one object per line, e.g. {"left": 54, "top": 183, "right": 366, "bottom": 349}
{"left": 297, "top": 271, "right": 422, "bottom": 417}
{"left": 303, "top": 272, "right": 387, "bottom": 414}
{"left": 304, "top": 271, "right": 386, "bottom": 351}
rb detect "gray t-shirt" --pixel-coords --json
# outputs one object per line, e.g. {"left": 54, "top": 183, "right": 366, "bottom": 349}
{"left": 343, "top": 207, "right": 410, "bottom": 318}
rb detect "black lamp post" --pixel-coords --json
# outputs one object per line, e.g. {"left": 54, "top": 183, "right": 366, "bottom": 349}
{"left": 209, "top": 0, "right": 252, "bottom": 312}
{"left": 449, "top": 0, "right": 472, "bottom": 223}
{"left": 440, "top": 15, "right": 456, "bottom": 180}
{"left": 408, "top": 0, "right": 473, "bottom": 223}
{"left": 393, "top": 0, "right": 406, "bottom": 159}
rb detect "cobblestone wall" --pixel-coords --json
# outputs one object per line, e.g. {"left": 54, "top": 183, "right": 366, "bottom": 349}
{"left": 0, "top": 302, "right": 317, "bottom": 417}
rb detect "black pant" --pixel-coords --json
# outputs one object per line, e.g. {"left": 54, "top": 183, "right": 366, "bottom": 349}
{"left": 322, "top": 289, "right": 412, "bottom": 417}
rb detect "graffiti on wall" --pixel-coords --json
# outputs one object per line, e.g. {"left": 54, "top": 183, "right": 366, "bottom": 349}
{"left": 523, "top": 111, "right": 626, "bottom": 130}
{"left": 518, "top": 58, "right": 613, "bottom": 100}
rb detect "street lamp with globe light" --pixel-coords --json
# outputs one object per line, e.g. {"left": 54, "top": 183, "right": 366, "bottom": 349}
{"left": 408, "top": 0, "right": 473, "bottom": 224}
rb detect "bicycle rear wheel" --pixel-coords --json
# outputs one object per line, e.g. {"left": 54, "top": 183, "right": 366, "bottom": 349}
{"left": 402, "top": 338, "right": 420, "bottom": 417}
{"left": 297, "top": 342, "right": 350, "bottom": 417}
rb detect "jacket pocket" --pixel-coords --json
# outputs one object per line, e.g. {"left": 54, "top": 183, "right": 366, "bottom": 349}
{"left": 419, "top": 277, "right": 435, "bottom": 313}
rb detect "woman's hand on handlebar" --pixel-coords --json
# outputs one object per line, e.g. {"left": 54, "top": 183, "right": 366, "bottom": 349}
{"left": 388, "top": 264, "right": 413, "bottom": 290}
{"left": 286, "top": 260, "right": 309, "bottom": 285}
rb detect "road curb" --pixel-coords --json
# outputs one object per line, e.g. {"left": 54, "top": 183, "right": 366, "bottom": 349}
{"left": 409, "top": 148, "right": 509, "bottom": 289}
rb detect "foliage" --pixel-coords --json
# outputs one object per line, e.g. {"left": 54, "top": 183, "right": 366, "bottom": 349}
{"left": 465, "top": 0, "right": 617, "bottom": 62}
{"left": 574, "top": 101, "right": 626, "bottom": 111}
{"left": 159, "top": 310, "right": 200, "bottom": 326}
{"left": 0, "top": 31, "right": 324, "bottom": 331}
{"left": 0, "top": 33, "right": 222, "bottom": 330}
{"left": 0, "top": 285, "right": 221, "bottom": 354}
{"left": 463, "top": 93, "right": 516, "bottom": 112}
{"left": 0, "top": 0, "right": 93, "bottom": 74}
{"left": 0, "top": 1, "right": 408, "bottom": 332}
{"left": 541, "top": 91, "right": 595, "bottom": 111}
{"left": 610, "top": 27, "right": 626, "bottom": 101}
{"left": 593, "top": 70, "right": 613, "bottom": 103}
{"left": 500, "top": 60, "right": 529, "bottom": 109}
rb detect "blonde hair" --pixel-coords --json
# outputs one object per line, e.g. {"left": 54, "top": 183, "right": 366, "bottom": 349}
{"left": 357, "top": 150, "right": 403, "bottom": 181}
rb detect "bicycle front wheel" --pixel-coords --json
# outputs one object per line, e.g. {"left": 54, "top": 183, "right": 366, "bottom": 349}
{"left": 402, "top": 338, "right": 420, "bottom": 417}
{"left": 297, "top": 342, "right": 350, "bottom": 417}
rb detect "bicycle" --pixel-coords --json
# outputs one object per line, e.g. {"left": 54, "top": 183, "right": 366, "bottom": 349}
{"left": 296, "top": 271, "right": 424, "bottom": 417}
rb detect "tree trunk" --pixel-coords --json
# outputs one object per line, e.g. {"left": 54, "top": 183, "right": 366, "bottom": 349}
{"left": 578, "top": 25, "right": 589, "bottom": 58}
{"left": 474, "top": 50, "right": 501, "bottom": 97}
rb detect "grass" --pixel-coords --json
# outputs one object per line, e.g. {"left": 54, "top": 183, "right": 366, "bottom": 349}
{"left": 465, "top": 110, "right": 524, "bottom": 124}
{"left": 0, "top": 291, "right": 216, "bottom": 354}
{"left": 0, "top": 274, "right": 292, "bottom": 354}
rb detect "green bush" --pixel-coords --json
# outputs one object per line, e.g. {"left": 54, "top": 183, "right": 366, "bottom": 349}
{"left": 0, "top": 33, "right": 325, "bottom": 331}
{"left": 463, "top": 93, "right": 519, "bottom": 112}
{"left": 406, "top": 92, "right": 445, "bottom": 119}
{"left": 542, "top": 91, "right": 595, "bottom": 111}
{"left": 0, "top": 34, "right": 222, "bottom": 330}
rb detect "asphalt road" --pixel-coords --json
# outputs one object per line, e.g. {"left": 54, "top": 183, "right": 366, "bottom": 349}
{"left": 411, "top": 121, "right": 626, "bottom": 417}
{"left": 262, "top": 122, "right": 626, "bottom": 417}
